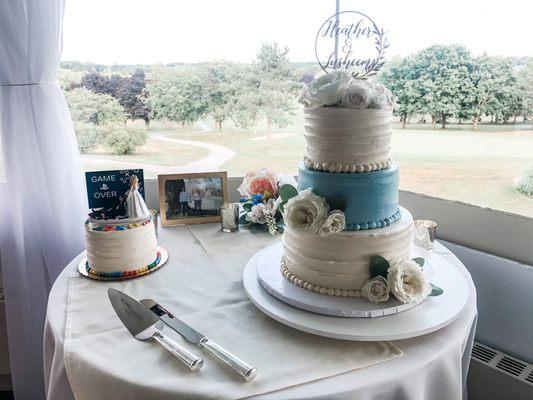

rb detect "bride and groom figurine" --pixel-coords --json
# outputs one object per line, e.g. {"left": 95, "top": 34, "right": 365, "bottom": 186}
{"left": 125, "top": 175, "right": 150, "bottom": 219}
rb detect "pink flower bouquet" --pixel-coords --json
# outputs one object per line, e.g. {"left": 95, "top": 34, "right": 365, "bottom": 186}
{"left": 238, "top": 168, "right": 297, "bottom": 235}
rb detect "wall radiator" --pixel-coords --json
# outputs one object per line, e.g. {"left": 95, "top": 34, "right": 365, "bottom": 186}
{"left": 468, "top": 341, "right": 533, "bottom": 399}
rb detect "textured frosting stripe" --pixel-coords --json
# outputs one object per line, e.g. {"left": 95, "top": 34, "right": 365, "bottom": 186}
{"left": 346, "top": 209, "right": 401, "bottom": 231}
{"left": 303, "top": 107, "right": 392, "bottom": 166}
{"left": 85, "top": 220, "right": 158, "bottom": 273}
{"left": 282, "top": 207, "right": 414, "bottom": 291}
{"left": 281, "top": 257, "right": 362, "bottom": 298}
{"left": 86, "top": 251, "right": 161, "bottom": 278}
{"left": 303, "top": 156, "right": 391, "bottom": 173}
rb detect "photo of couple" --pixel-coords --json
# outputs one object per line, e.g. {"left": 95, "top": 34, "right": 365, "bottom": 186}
{"left": 160, "top": 173, "right": 228, "bottom": 225}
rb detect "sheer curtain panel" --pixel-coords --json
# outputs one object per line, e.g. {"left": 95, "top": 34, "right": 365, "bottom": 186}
{"left": 0, "top": 0, "right": 87, "bottom": 398}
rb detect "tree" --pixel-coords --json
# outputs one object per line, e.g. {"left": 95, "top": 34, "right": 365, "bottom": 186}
{"left": 413, "top": 45, "right": 472, "bottom": 129}
{"left": 379, "top": 56, "right": 422, "bottom": 128}
{"left": 147, "top": 67, "right": 209, "bottom": 125}
{"left": 516, "top": 60, "right": 533, "bottom": 122}
{"left": 229, "top": 66, "right": 261, "bottom": 129}
{"left": 118, "top": 70, "right": 152, "bottom": 126}
{"left": 57, "top": 68, "right": 84, "bottom": 90}
{"left": 250, "top": 43, "right": 300, "bottom": 139}
{"left": 201, "top": 63, "right": 238, "bottom": 132}
{"left": 81, "top": 70, "right": 152, "bottom": 126}
{"left": 64, "top": 87, "right": 126, "bottom": 125}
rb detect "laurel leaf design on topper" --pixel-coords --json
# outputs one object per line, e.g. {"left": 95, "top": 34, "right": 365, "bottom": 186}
{"left": 315, "top": 11, "right": 389, "bottom": 80}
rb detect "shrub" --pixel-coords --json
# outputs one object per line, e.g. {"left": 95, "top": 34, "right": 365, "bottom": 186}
{"left": 105, "top": 127, "right": 148, "bottom": 155}
{"left": 516, "top": 168, "right": 533, "bottom": 197}
{"left": 74, "top": 122, "right": 104, "bottom": 153}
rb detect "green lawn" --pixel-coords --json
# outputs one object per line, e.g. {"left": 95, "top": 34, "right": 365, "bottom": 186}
{"left": 80, "top": 117, "right": 533, "bottom": 218}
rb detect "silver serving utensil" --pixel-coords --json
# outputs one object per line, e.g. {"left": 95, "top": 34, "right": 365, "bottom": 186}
{"left": 140, "top": 298, "right": 258, "bottom": 382}
{"left": 107, "top": 289, "right": 203, "bottom": 371}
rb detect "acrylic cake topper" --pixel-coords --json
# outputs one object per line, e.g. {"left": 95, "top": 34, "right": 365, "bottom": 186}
{"left": 315, "top": 10, "right": 389, "bottom": 79}
{"left": 85, "top": 169, "right": 145, "bottom": 217}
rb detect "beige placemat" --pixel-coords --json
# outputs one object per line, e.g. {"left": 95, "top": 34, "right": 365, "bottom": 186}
{"left": 64, "top": 227, "right": 402, "bottom": 400}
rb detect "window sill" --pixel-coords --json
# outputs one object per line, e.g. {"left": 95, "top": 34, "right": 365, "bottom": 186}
{"left": 144, "top": 178, "right": 533, "bottom": 266}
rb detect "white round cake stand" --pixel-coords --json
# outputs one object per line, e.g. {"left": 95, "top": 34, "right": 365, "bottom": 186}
{"left": 257, "top": 244, "right": 434, "bottom": 318}
{"left": 243, "top": 242, "right": 469, "bottom": 341}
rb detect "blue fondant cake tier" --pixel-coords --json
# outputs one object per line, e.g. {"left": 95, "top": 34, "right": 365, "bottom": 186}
{"left": 298, "top": 163, "right": 400, "bottom": 230}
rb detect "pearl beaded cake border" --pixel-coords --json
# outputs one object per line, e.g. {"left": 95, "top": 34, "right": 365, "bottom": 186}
{"left": 280, "top": 256, "right": 362, "bottom": 298}
{"left": 303, "top": 156, "right": 391, "bottom": 173}
{"left": 346, "top": 208, "right": 401, "bottom": 231}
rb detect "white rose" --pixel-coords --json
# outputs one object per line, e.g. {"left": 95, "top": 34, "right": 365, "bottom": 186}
{"left": 318, "top": 210, "right": 346, "bottom": 237}
{"left": 387, "top": 259, "right": 431, "bottom": 303}
{"left": 282, "top": 188, "right": 329, "bottom": 233}
{"left": 298, "top": 70, "right": 351, "bottom": 108}
{"left": 338, "top": 80, "right": 373, "bottom": 109}
{"left": 370, "top": 82, "right": 395, "bottom": 109}
{"left": 361, "top": 276, "right": 390, "bottom": 303}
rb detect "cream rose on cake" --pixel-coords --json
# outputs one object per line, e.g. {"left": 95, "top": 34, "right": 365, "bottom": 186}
{"left": 370, "top": 82, "right": 396, "bottom": 109}
{"left": 338, "top": 80, "right": 373, "bottom": 109}
{"left": 361, "top": 276, "right": 390, "bottom": 303}
{"left": 297, "top": 70, "right": 351, "bottom": 109}
{"left": 387, "top": 259, "right": 431, "bottom": 303}
{"left": 318, "top": 210, "right": 346, "bottom": 237}
{"left": 282, "top": 188, "right": 330, "bottom": 234}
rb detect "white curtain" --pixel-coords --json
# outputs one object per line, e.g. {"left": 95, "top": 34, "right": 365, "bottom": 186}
{"left": 0, "top": 0, "right": 87, "bottom": 398}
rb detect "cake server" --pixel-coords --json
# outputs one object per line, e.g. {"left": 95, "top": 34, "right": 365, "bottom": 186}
{"left": 140, "top": 298, "right": 258, "bottom": 382}
{"left": 107, "top": 289, "right": 203, "bottom": 371}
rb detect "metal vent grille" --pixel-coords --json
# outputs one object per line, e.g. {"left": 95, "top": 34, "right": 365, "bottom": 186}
{"left": 472, "top": 342, "right": 533, "bottom": 387}
{"left": 472, "top": 343, "right": 497, "bottom": 363}
{"left": 497, "top": 357, "right": 527, "bottom": 377}
{"left": 526, "top": 371, "right": 533, "bottom": 384}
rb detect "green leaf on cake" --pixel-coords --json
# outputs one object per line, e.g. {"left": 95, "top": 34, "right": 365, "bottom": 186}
{"left": 412, "top": 257, "right": 425, "bottom": 267}
{"left": 429, "top": 283, "right": 444, "bottom": 296}
{"left": 242, "top": 202, "right": 253, "bottom": 212}
{"left": 369, "top": 255, "right": 390, "bottom": 278}
{"left": 278, "top": 201, "right": 286, "bottom": 213}
{"left": 279, "top": 184, "right": 298, "bottom": 202}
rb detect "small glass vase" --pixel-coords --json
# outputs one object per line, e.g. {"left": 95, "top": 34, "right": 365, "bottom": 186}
{"left": 219, "top": 203, "right": 239, "bottom": 233}
{"left": 413, "top": 219, "right": 437, "bottom": 250}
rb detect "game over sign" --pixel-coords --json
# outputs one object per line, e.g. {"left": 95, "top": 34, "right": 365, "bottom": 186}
{"left": 85, "top": 169, "right": 145, "bottom": 209}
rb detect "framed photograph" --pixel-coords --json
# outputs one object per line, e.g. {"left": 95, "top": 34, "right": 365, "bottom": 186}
{"left": 158, "top": 172, "right": 229, "bottom": 226}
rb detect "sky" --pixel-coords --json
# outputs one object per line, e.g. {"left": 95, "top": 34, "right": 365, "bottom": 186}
{"left": 62, "top": 0, "right": 533, "bottom": 64}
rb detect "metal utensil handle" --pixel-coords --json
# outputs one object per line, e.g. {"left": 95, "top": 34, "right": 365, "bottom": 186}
{"left": 153, "top": 332, "right": 204, "bottom": 371}
{"left": 200, "top": 339, "right": 258, "bottom": 382}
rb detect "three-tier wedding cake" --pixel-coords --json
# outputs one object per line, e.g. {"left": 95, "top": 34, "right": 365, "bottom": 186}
{"left": 281, "top": 71, "right": 428, "bottom": 304}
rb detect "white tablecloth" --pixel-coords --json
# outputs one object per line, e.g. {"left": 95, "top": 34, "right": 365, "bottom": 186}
{"left": 44, "top": 224, "right": 477, "bottom": 400}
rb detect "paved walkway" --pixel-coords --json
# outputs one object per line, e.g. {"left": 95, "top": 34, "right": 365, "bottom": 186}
{"left": 81, "top": 121, "right": 234, "bottom": 173}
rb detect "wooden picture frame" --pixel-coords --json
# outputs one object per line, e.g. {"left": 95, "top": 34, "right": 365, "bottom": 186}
{"left": 158, "top": 171, "right": 229, "bottom": 227}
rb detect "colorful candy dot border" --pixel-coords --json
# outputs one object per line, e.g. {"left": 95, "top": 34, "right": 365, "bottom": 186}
{"left": 77, "top": 247, "right": 168, "bottom": 281}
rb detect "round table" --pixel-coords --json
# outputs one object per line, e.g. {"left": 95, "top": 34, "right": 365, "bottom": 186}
{"left": 44, "top": 223, "right": 477, "bottom": 400}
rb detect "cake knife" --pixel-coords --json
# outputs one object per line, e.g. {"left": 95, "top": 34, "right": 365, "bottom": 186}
{"left": 140, "top": 298, "right": 258, "bottom": 382}
{"left": 107, "top": 289, "right": 204, "bottom": 371}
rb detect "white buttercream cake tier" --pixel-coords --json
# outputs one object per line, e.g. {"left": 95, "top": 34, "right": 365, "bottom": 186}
{"left": 85, "top": 219, "right": 158, "bottom": 273}
{"left": 303, "top": 107, "right": 392, "bottom": 171}
{"left": 282, "top": 207, "right": 414, "bottom": 291}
